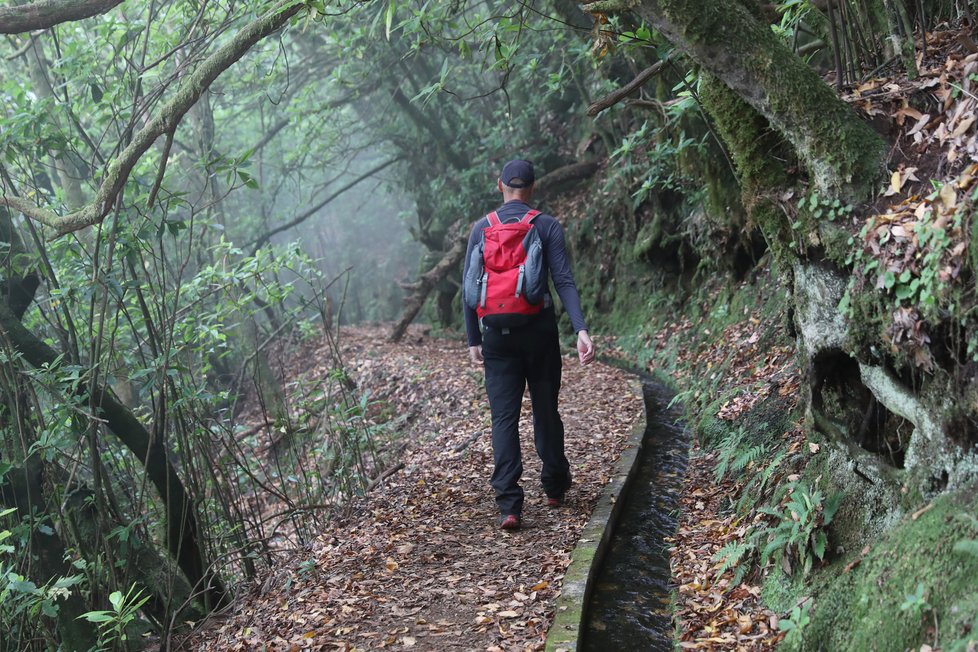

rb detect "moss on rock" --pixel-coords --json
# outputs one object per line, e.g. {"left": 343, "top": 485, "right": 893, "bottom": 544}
{"left": 785, "top": 485, "right": 978, "bottom": 651}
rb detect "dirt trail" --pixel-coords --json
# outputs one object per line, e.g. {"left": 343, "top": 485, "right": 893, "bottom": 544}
{"left": 188, "top": 325, "right": 640, "bottom": 651}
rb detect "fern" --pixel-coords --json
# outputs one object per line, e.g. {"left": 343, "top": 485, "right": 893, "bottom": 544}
{"left": 732, "top": 442, "right": 767, "bottom": 474}
{"left": 713, "top": 540, "right": 751, "bottom": 572}
{"left": 714, "top": 426, "right": 749, "bottom": 482}
{"left": 712, "top": 540, "right": 755, "bottom": 586}
{"left": 757, "top": 448, "right": 789, "bottom": 493}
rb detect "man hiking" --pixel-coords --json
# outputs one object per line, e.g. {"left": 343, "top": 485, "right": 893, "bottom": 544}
{"left": 462, "top": 158, "right": 595, "bottom": 530}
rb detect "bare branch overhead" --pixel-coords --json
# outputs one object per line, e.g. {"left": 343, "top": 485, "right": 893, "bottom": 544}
{"left": 586, "top": 61, "right": 666, "bottom": 117}
{"left": 249, "top": 156, "right": 402, "bottom": 252}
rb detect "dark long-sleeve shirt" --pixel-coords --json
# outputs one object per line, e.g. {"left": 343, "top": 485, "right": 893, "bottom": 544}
{"left": 462, "top": 200, "right": 588, "bottom": 347}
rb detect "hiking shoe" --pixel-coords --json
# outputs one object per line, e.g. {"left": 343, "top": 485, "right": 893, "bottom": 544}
{"left": 547, "top": 481, "right": 571, "bottom": 507}
{"left": 499, "top": 514, "right": 521, "bottom": 530}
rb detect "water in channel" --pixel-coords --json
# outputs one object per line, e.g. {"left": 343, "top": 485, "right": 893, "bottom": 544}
{"left": 582, "top": 381, "right": 690, "bottom": 651}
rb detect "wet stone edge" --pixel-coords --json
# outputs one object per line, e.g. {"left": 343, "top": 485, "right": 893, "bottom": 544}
{"left": 544, "top": 378, "right": 648, "bottom": 652}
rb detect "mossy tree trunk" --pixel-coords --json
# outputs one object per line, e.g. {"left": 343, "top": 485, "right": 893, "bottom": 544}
{"left": 623, "top": 0, "right": 887, "bottom": 199}
{"left": 697, "top": 73, "right": 798, "bottom": 258}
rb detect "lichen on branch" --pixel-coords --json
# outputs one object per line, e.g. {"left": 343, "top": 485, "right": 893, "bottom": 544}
{"left": 0, "top": 0, "right": 304, "bottom": 238}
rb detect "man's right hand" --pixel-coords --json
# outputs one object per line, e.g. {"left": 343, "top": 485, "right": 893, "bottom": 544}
{"left": 469, "top": 345, "right": 484, "bottom": 364}
{"left": 577, "top": 330, "right": 595, "bottom": 365}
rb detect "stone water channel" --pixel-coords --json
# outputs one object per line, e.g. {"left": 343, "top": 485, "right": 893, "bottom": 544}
{"left": 582, "top": 381, "right": 690, "bottom": 651}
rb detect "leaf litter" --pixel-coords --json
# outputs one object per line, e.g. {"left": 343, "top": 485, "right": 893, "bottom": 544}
{"left": 185, "top": 324, "right": 640, "bottom": 651}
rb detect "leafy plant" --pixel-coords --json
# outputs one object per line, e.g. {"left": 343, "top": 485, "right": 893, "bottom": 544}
{"left": 714, "top": 425, "right": 768, "bottom": 482}
{"left": 899, "top": 582, "right": 931, "bottom": 616}
{"left": 805, "top": 191, "right": 854, "bottom": 222}
{"left": 779, "top": 600, "right": 812, "bottom": 647}
{"left": 79, "top": 584, "right": 150, "bottom": 650}
{"left": 757, "top": 481, "right": 841, "bottom": 575}
{"left": 712, "top": 539, "right": 755, "bottom": 586}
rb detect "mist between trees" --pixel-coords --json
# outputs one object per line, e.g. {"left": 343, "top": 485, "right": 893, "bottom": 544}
{"left": 1, "top": 0, "right": 975, "bottom": 648}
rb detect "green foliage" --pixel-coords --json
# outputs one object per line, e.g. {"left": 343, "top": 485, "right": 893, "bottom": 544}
{"left": 79, "top": 585, "right": 150, "bottom": 650}
{"left": 0, "top": 507, "right": 88, "bottom": 645}
{"left": 778, "top": 600, "right": 812, "bottom": 647}
{"left": 712, "top": 539, "right": 754, "bottom": 586}
{"left": 899, "top": 582, "right": 931, "bottom": 617}
{"left": 713, "top": 481, "right": 841, "bottom": 585}
{"left": 759, "top": 482, "right": 841, "bottom": 576}
{"left": 714, "top": 424, "right": 768, "bottom": 482}
{"left": 800, "top": 191, "right": 854, "bottom": 224}
{"left": 607, "top": 116, "right": 708, "bottom": 212}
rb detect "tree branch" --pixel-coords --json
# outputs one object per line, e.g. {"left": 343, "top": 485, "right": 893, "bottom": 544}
{"left": 0, "top": 0, "right": 303, "bottom": 237}
{"left": 248, "top": 156, "right": 401, "bottom": 252}
{"left": 533, "top": 160, "right": 599, "bottom": 197}
{"left": 0, "top": 0, "right": 123, "bottom": 34}
{"left": 389, "top": 220, "right": 467, "bottom": 343}
{"left": 586, "top": 60, "right": 665, "bottom": 116}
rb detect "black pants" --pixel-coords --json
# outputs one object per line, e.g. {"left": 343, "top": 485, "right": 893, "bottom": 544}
{"left": 482, "top": 313, "right": 572, "bottom": 516}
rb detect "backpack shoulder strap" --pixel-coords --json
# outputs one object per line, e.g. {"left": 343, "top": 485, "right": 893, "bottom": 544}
{"left": 520, "top": 209, "right": 541, "bottom": 224}
{"left": 486, "top": 212, "right": 501, "bottom": 226}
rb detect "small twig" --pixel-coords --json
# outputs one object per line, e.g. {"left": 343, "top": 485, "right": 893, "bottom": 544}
{"left": 146, "top": 126, "right": 175, "bottom": 209}
{"left": 5, "top": 31, "right": 39, "bottom": 60}
{"left": 452, "top": 431, "right": 482, "bottom": 453}
{"left": 366, "top": 462, "right": 405, "bottom": 492}
{"left": 911, "top": 501, "right": 934, "bottom": 521}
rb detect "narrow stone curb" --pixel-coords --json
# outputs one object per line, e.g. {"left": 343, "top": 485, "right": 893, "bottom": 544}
{"left": 544, "top": 379, "right": 648, "bottom": 651}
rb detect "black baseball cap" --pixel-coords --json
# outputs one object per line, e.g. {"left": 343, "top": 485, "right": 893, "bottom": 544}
{"left": 500, "top": 159, "right": 535, "bottom": 188}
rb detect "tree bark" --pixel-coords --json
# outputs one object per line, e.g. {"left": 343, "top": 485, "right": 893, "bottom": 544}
{"left": 603, "top": 0, "right": 887, "bottom": 198}
{"left": 586, "top": 61, "right": 666, "bottom": 116}
{"left": 533, "top": 161, "right": 600, "bottom": 198}
{"left": 389, "top": 221, "right": 467, "bottom": 342}
{"left": 0, "top": 0, "right": 123, "bottom": 34}
{"left": 0, "top": 0, "right": 303, "bottom": 237}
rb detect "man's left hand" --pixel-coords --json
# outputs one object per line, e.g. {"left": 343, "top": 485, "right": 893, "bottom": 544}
{"left": 577, "top": 330, "right": 595, "bottom": 365}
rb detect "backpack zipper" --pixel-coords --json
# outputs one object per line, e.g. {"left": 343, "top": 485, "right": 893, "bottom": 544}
{"left": 480, "top": 272, "right": 488, "bottom": 308}
{"left": 516, "top": 264, "right": 525, "bottom": 298}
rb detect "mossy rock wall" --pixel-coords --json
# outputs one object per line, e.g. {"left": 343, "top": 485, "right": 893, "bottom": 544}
{"left": 790, "top": 486, "right": 978, "bottom": 651}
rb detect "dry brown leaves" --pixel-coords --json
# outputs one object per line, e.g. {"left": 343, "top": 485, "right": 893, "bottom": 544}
{"left": 838, "top": 26, "right": 978, "bottom": 367}
{"left": 846, "top": 29, "right": 978, "bottom": 175}
{"left": 671, "top": 449, "right": 781, "bottom": 651}
{"left": 186, "top": 324, "right": 640, "bottom": 651}
{"left": 640, "top": 272, "right": 803, "bottom": 650}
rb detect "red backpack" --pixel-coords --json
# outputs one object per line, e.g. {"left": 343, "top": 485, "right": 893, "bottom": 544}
{"left": 463, "top": 209, "right": 547, "bottom": 329}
